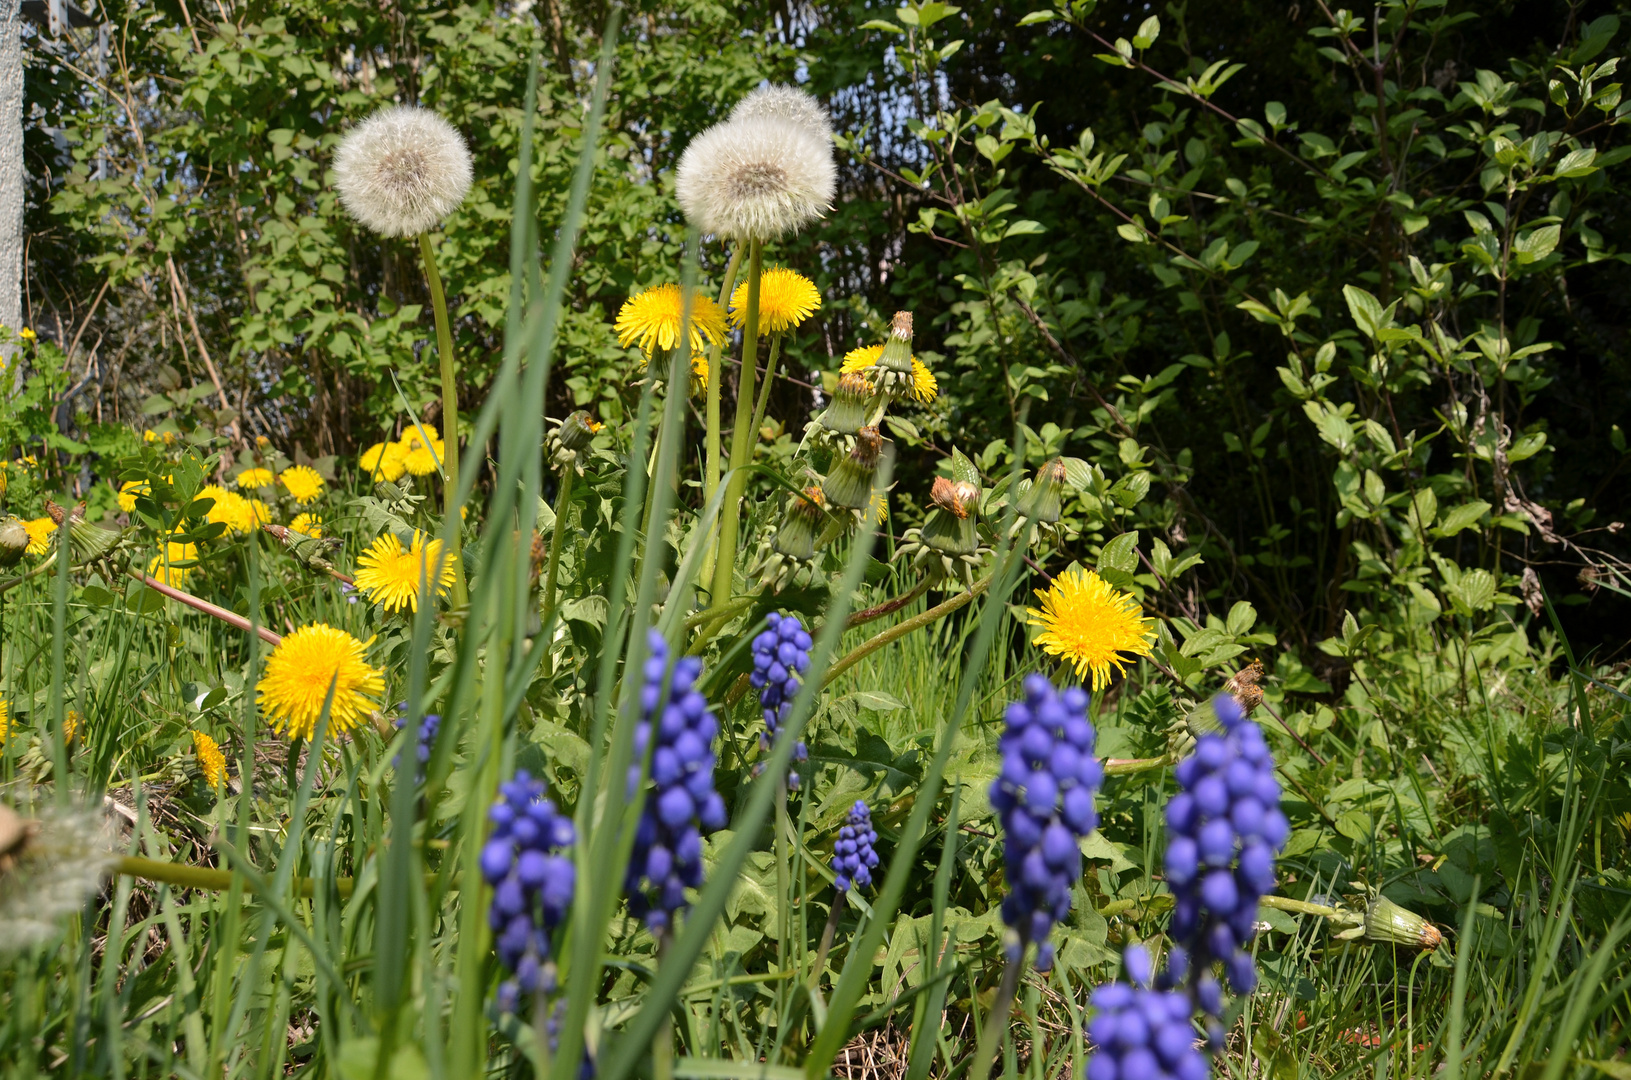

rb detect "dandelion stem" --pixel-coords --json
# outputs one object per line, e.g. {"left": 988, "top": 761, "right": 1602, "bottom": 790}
{"left": 127, "top": 569, "right": 281, "bottom": 646}
{"left": 748, "top": 332, "right": 782, "bottom": 449}
{"left": 971, "top": 951, "right": 1023, "bottom": 1080}
{"left": 824, "top": 575, "right": 992, "bottom": 688}
{"left": 418, "top": 232, "right": 467, "bottom": 610}
{"left": 709, "top": 239, "right": 762, "bottom": 607}
{"left": 704, "top": 244, "right": 745, "bottom": 507}
{"left": 847, "top": 577, "right": 932, "bottom": 627}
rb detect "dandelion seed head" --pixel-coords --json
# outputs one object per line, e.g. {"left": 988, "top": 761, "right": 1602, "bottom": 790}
{"left": 675, "top": 115, "right": 835, "bottom": 241}
{"left": 0, "top": 797, "right": 116, "bottom": 952}
{"left": 334, "top": 105, "right": 473, "bottom": 238}
{"left": 730, "top": 84, "right": 833, "bottom": 146}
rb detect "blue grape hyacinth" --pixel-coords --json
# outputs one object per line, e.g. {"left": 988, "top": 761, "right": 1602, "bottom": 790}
{"left": 480, "top": 770, "right": 576, "bottom": 1012}
{"left": 1085, "top": 945, "right": 1209, "bottom": 1080}
{"left": 832, "top": 800, "right": 879, "bottom": 891}
{"left": 988, "top": 672, "right": 1104, "bottom": 972}
{"left": 750, "top": 612, "right": 812, "bottom": 786}
{"left": 393, "top": 708, "right": 441, "bottom": 776}
{"left": 1161, "top": 694, "right": 1287, "bottom": 1017}
{"left": 625, "top": 630, "right": 728, "bottom": 933}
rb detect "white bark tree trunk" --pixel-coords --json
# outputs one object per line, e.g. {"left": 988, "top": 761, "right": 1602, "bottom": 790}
{"left": 0, "top": 0, "right": 22, "bottom": 360}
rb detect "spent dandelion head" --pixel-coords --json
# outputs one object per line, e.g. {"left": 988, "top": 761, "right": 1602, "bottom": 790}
{"left": 354, "top": 530, "right": 456, "bottom": 612}
{"left": 728, "top": 267, "right": 821, "bottom": 335}
{"left": 333, "top": 105, "right": 473, "bottom": 238}
{"left": 256, "top": 623, "right": 385, "bottom": 740}
{"left": 234, "top": 468, "right": 274, "bottom": 490}
{"left": 730, "top": 83, "right": 834, "bottom": 145}
{"left": 1026, "top": 568, "right": 1154, "bottom": 691}
{"left": 279, "top": 465, "right": 325, "bottom": 505}
{"left": 675, "top": 114, "right": 835, "bottom": 240}
{"left": 613, "top": 284, "right": 729, "bottom": 379}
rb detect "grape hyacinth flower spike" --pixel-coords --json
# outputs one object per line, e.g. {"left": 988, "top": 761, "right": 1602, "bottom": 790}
{"left": 392, "top": 707, "right": 441, "bottom": 778}
{"left": 1084, "top": 944, "right": 1210, "bottom": 1080}
{"left": 479, "top": 771, "right": 576, "bottom": 1014}
{"left": 624, "top": 630, "right": 728, "bottom": 935}
{"left": 1160, "top": 693, "right": 1287, "bottom": 1033}
{"left": 832, "top": 801, "right": 879, "bottom": 892}
{"left": 988, "top": 672, "right": 1103, "bottom": 973}
{"left": 749, "top": 612, "right": 812, "bottom": 787}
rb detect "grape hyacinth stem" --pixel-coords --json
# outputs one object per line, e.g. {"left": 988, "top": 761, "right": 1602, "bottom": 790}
{"left": 971, "top": 952, "right": 1023, "bottom": 1080}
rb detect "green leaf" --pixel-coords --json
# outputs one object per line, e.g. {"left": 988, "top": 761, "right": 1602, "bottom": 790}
{"left": 860, "top": 19, "right": 906, "bottom": 32}
{"left": 1097, "top": 530, "right": 1140, "bottom": 578}
{"left": 1225, "top": 600, "right": 1257, "bottom": 637}
{"left": 1018, "top": 10, "right": 1057, "bottom": 25}
{"left": 1435, "top": 500, "right": 1491, "bottom": 537}
{"left": 1003, "top": 219, "right": 1047, "bottom": 238}
{"left": 1132, "top": 15, "right": 1159, "bottom": 49}
{"left": 1512, "top": 224, "right": 1561, "bottom": 264}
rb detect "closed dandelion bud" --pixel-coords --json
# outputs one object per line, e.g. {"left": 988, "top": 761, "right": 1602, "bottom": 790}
{"left": 818, "top": 372, "right": 874, "bottom": 435}
{"left": 546, "top": 412, "right": 603, "bottom": 474}
{"left": 922, "top": 477, "right": 980, "bottom": 555}
{"left": 822, "top": 427, "right": 883, "bottom": 509}
{"left": 773, "top": 487, "right": 826, "bottom": 562}
{"left": 0, "top": 517, "right": 28, "bottom": 567}
{"left": 1019, "top": 459, "right": 1067, "bottom": 524}
{"left": 1363, "top": 896, "right": 1442, "bottom": 950}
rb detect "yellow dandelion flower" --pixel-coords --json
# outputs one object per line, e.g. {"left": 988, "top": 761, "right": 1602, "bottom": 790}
{"left": 195, "top": 486, "right": 254, "bottom": 535}
{"left": 148, "top": 541, "right": 200, "bottom": 587}
{"left": 840, "top": 344, "right": 938, "bottom": 403}
{"left": 729, "top": 267, "right": 821, "bottom": 335}
{"left": 279, "top": 465, "right": 325, "bottom": 504}
{"left": 0, "top": 698, "right": 9, "bottom": 743}
{"left": 248, "top": 499, "right": 273, "bottom": 527}
{"left": 1026, "top": 568, "right": 1155, "bottom": 692}
{"left": 614, "top": 283, "right": 730, "bottom": 366}
{"left": 402, "top": 437, "right": 445, "bottom": 478}
{"left": 257, "top": 623, "right": 384, "bottom": 740}
{"left": 867, "top": 486, "right": 888, "bottom": 525}
{"left": 22, "top": 517, "right": 55, "bottom": 556}
{"left": 234, "top": 468, "right": 275, "bottom": 490}
{"left": 289, "top": 513, "right": 323, "bottom": 538}
{"left": 354, "top": 531, "right": 457, "bottom": 612}
{"left": 117, "top": 480, "right": 150, "bottom": 513}
{"left": 360, "top": 441, "right": 408, "bottom": 483}
{"left": 255, "top": 435, "right": 271, "bottom": 449}
{"left": 192, "top": 730, "right": 226, "bottom": 787}
{"left": 63, "top": 708, "right": 81, "bottom": 744}
{"left": 19, "top": 327, "right": 35, "bottom": 341}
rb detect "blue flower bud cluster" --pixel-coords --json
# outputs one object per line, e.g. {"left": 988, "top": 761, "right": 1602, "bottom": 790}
{"left": 1161, "top": 695, "right": 1287, "bottom": 1013}
{"left": 625, "top": 630, "right": 728, "bottom": 933}
{"left": 832, "top": 800, "right": 879, "bottom": 891}
{"left": 988, "top": 672, "right": 1103, "bottom": 972}
{"left": 480, "top": 770, "right": 577, "bottom": 1011}
{"left": 1085, "top": 946, "right": 1209, "bottom": 1080}
{"left": 393, "top": 709, "right": 441, "bottom": 776}
{"left": 750, "top": 612, "right": 812, "bottom": 787}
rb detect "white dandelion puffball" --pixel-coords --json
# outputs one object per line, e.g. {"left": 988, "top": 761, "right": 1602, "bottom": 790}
{"left": 333, "top": 105, "right": 473, "bottom": 238}
{"left": 675, "top": 113, "right": 836, "bottom": 241}
{"left": 730, "top": 84, "right": 833, "bottom": 146}
{"left": 0, "top": 800, "right": 116, "bottom": 952}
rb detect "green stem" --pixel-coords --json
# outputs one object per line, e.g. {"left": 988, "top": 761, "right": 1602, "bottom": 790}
{"left": 709, "top": 239, "right": 763, "bottom": 606}
{"left": 704, "top": 244, "right": 745, "bottom": 508}
{"left": 846, "top": 577, "right": 932, "bottom": 627}
{"left": 748, "top": 333, "right": 782, "bottom": 450}
{"left": 540, "top": 468, "right": 576, "bottom": 677}
{"left": 809, "top": 892, "right": 845, "bottom": 991}
{"left": 824, "top": 576, "right": 992, "bottom": 688}
{"left": 775, "top": 778, "right": 791, "bottom": 983}
{"left": 418, "top": 232, "right": 467, "bottom": 609}
{"left": 971, "top": 951, "right": 1023, "bottom": 1080}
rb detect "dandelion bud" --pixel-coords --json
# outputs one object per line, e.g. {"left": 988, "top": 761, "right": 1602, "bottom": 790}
{"left": 822, "top": 427, "right": 884, "bottom": 509}
{"left": 922, "top": 477, "right": 981, "bottom": 556}
{"left": 863, "top": 312, "right": 921, "bottom": 400}
{"left": 773, "top": 487, "right": 827, "bottom": 563}
{"left": 1363, "top": 896, "right": 1442, "bottom": 950}
{"left": 0, "top": 516, "right": 29, "bottom": 567}
{"left": 675, "top": 110, "right": 836, "bottom": 241}
{"left": 333, "top": 105, "right": 473, "bottom": 238}
{"left": 546, "top": 412, "right": 603, "bottom": 474}
{"left": 818, "top": 372, "right": 875, "bottom": 435}
{"left": 1019, "top": 459, "right": 1068, "bottom": 524}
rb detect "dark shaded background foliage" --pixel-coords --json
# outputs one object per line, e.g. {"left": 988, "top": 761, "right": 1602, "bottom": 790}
{"left": 19, "top": 0, "right": 1631, "bottom": 656}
